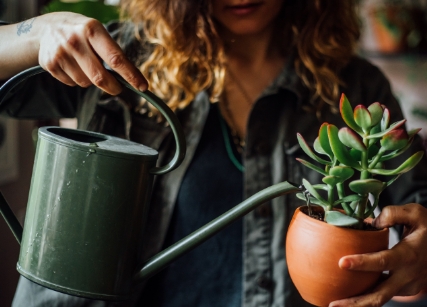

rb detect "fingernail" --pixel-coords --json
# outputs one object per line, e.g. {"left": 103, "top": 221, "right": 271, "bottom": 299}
{"left": 138, "top": 83, "right": 148, "bottom": 92}
{"left": 339, "top": 258, "right": 352, "bottom": 269}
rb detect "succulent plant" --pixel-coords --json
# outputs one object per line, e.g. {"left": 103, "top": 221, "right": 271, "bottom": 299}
{"left": 296, "top": 93, "right": 424, "bottom": 228}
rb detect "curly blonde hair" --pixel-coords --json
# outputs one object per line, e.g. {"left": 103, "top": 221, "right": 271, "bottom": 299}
{"left": 119, "top": 0, "right": 360, "bottom": 113}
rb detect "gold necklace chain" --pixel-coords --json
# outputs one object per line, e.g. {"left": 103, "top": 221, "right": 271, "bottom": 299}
{"left": 220, "top": 91, "right": 246, "bottom": 152}
{"left": 227, "top": 68, "right": 253, "bottom": 107}
{"left": 220, "top": 68, "right": 254, "bottom": 152}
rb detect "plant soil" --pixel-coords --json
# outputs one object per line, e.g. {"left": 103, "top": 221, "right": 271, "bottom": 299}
{"left": 301, "top": 206, "right": 379, "bottom": 231}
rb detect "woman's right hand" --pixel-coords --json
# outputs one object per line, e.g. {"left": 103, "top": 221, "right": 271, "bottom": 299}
{"left": 0, "top": 12, "right": 148, "bottom": 95}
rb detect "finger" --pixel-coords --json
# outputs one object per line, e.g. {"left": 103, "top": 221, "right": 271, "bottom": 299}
{"left": 86, "top": 22, "right": 148, "bottom": 92}
{"left": 339, "top": 249, "right": 400, "bottom": 272}
{"left": 74, "top": 53, "right": 121, "bottom": 94}
{"left": 58, "top": 56, "right": 93, "bottom": 88}
{"left": 45, "top": 63, "right": 77, "bottom": 87}
{"left": 373, "top": 204, "right": 426, "bottom": 229}
{"left": 62, "top": 25, "right": 123, "bottom": 95}
{"left": 329, "top": 274, "right": 400, "bottom": 307}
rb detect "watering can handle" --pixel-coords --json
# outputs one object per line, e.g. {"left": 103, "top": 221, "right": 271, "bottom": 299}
{"left": 107, "top": 70, "right": 186, "bottom": 175}
{"left": 0, "top": 66, "right": 186, "bottom": 175}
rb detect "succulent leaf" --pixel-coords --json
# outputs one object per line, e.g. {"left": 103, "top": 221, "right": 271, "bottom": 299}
{"left": 302, "top": 178, "right": 329, "bottom": 207}
{"left": 369, "top": 124, "right": 381, "bottom": 146}
{"left": 368, "top": 102, "right": 384, "bottom": 127}
{"left": 329, "top": 166, "right": 354, "bottom": 181}
{"left": 332, "top": 194, "right": 362, "bottom": 206}
{"left": 319, "top": 123, "right": 334, "bottom": 157}
{"left": 338, "top": 127, "right": 366, "bottom": 151}
{"left": 354, "top": 105, "right": 372, "bottom": 131}
{"left": 386, "top": 174, "right": 402, "bottom": 187}
{"left": 349, "top": 148, "right": 361, "bottom": 161}
{"left": 349, "top": 179, "right": 385, "bottom": 195}
{"left": 381, "top": 107, "right": 390, "bottom": 131}
{"left": 322, "top": 176, "right": 341, "bottom": 186}
{"left": 408, "top": 128, "right": 422, "bottom": 139}
{"left": 312, "top": 184, "right": 329, "bottom": 191}
{"left": 380, "top": 129, "right": 409, "bottom": 151}
{"left": 297, "top": 133, "right": 331, "bottom": 165}
{"left": 328, "top": 124, "right": 361, "bottom": 170}
{"left": 296, "top": 193, "right": 326, "bottom": 207}
{"left": 367, "top": 119, "right": 406, "bottom": 139}
{"left": 324, "top": 211, "right": 359, "bottom": 226}
{"left": 370, "top": 151, "right": 425, "bottom": 175}
{"left": 339, "top": 94, "right": 363, "bottom": 134}
{"left": 296, "top": 158, "right": 328, "bottom": 176}
{"left": 368, "top": 144, "right": 380, "bottom": 158}
{"left": 379, "top": 138, "right": 414, "bottom": 162}
{"left": 370, "top": 123, "right": 381, "bottom": 135}
{"left": 349, "top": 200, "right": 358, "bottom": 210}
{"left": 375, "top": 161, "right": 384, "bottom": 169}
{"left": 314, "top": 137, "right": 328, "bottom": 156}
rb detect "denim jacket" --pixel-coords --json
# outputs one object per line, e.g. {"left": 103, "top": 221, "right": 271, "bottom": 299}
{"left": 4, "top": 22, "right": 427, "bottom": 307}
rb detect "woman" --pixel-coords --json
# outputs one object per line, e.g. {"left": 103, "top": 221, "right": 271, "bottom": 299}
{"left": 1, "top": 1, "right": 427, "bottom": 306}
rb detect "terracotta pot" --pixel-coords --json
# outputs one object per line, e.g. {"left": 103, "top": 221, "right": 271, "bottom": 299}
{"left": 285, "top": 206, "right": 389, "bottom": 307}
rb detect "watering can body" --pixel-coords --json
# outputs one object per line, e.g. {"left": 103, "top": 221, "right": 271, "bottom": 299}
{"left": 0, "top": 66, "right": 187, "bottom": 300}
{"left": 0, "top": 66, "right": 302, "bottom": 301}
{"left": 18, "top": 127, "right": 157, "bottom": 300}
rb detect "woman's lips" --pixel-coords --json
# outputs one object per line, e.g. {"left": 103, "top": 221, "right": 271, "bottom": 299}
{"left": 226, "top": 2, "right": 263, "bottom": 16}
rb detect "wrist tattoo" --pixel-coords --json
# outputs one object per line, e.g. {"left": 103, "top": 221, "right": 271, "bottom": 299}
{"left": 16, "top": 17, "right": 36, "bottom": 36}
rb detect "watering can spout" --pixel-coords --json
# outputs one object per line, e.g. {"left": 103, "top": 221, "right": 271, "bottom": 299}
{"left": 0, "top": 192, "right": 23, "bottom": 244}
{"left": 133, "top": 181, "right": 302, "bottom": 283}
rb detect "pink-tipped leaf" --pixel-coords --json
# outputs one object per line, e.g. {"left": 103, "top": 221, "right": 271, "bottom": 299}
{"left": 297, "top": 133, "right": 331, "bottom": 165}
{"left": 366, "top": 119, "right": 406, "bottom": 139}
{"left": 338, "top": 127, "right": 366, "bottom": 151}
{"left": 313, "top": 137, "right": 328, "bottom": 156}
{"left": 368, "top": 102, "right": 384, "bottom": 127}
{"left": 379, "top": 138, "right": 413, "bottom": 162}
{"left": 408, "top": 128, "right": 422, "bottom": 139}
{"left": 380, "top": 129, "right": 409, "bottom": 151}
{"left": 381, "top": 107, "right": 390, "bottom": 131}
{"left": 354, "top": 105, "right": 372, "bottom": 131}
{"left": 328, "top": 124, "right": 361, "bottom": 170}
{"left": 296, "top": 158, "right": 328, "bottom": 175}
{"left": 319, "top": 123, "right": 334, "bottom": 157}
{"left": 339, "top": 94, "right": 363, "bottom": 134}
{"left": 369, "top": 151, "right": 424, "bottom": 175}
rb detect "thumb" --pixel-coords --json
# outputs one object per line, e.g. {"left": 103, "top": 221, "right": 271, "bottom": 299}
{"left": 373, "top": 204, "right": 424, "bottom": 229}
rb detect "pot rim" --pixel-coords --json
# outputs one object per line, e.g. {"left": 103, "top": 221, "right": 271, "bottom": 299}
{"left": 294, "top": 205, "right": 389, "bottom": 234}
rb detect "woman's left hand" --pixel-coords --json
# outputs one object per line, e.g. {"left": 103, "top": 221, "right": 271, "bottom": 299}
{"left": 329, "top": 203, "right": 427, "bottom": 307}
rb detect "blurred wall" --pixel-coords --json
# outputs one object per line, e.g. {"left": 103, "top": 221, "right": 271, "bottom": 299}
{"left": 0, "top": 121, "right": 35, "bottom": 306}
{"left": 0, "top": 1, "right": 38, "bottom": 306}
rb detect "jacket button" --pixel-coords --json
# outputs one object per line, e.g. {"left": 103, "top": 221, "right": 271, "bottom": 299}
{"left": 257, "top": 276, "right": 274, "bottom": 290}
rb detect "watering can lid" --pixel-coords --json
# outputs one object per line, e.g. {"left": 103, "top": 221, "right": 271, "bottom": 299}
{"left": 38, "top": 126, "right": 158, "bottom": 161}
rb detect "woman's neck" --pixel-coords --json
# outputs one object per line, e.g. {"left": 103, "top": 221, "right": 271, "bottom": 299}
{"left": 217, "top": 24, "right": 286, "bottom": 141}
{"left": 221, "top": 23, "right": 283, "bottom": 71}
{"left": 221, "top": 23, "right": 286, "bottom": 95}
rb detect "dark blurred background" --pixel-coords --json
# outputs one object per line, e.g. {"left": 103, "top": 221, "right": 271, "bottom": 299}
{"left": 0, "top": 1, "right": 38, "bottom": 305}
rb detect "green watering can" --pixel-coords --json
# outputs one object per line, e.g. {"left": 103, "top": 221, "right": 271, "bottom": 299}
{"left": 0, "top": 66, "right": 301, "bottom": 301}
